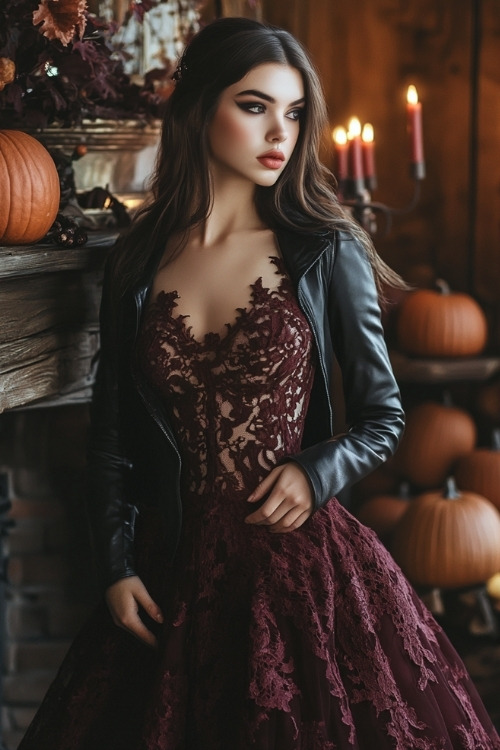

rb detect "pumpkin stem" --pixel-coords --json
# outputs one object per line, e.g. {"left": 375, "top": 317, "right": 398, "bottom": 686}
{"left": 442, "top": 389, "right": 454, "bottom": 408}
{"left": 444, "top": 476, "right": 461, "bottom": 500}
{"left": 397, "top": 481, "right": 412, "bottom": 499}
{"left": 435, "top": 278, "right": 451, "bottom": 295}
{"left": 492, "top": 428, "right": 500, "bottom": 451}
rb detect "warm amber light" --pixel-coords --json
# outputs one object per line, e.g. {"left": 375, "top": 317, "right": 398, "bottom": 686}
{"left": 332, "top": 126, "right": 347, "bottom": 145}
{"left": 407, "top": 85, "right": 419, "bottom": 105}
{"left": 361, "top": 123, "right": 374, "bottom": 143}
{"left": 347, "top": 117, "right": 361, "bottom": 138}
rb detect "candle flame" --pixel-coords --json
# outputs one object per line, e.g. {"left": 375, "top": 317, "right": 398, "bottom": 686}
{"left": 347, "top": 117, "right": 361, "bottom": 138}
{"left": 332, "top": 126, "right": 347, "bottom": 145}
{"left": 362, "top": 123, "right": 374, "bottom": 143}
{"left": 407, "top": 85, "right": 419, "bottom": 105}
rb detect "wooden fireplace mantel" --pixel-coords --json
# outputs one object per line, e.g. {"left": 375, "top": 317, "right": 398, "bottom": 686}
{"left": 0, "top": 231, "right": 117, "bottom": 413}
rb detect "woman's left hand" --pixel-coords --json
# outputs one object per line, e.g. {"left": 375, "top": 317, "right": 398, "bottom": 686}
{"left": 245, "top": 463, "right": 314, "bottom": 532}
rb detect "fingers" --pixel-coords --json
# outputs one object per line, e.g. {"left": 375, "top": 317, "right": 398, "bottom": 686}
{"left": 247, "top": 466, "right": 281, "bottom": 503}
{"left": 105, "top": 576, "right": 164, "bottom": 648}
{"left": 245, "top": 463, "right": 313, "bottom": 533}
{"left": 246, "top": 497, "right": 310, "bottom": 532}
{"left": 122, "top": 612, "right": 159, "bottom": 649}
{"left": 135, "top": 582, "right": 164, "bottom": 625}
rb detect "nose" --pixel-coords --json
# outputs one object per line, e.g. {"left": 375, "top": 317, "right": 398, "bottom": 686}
{"left": 267, "top": 118, "right": 288, "bottom": 145}
{"left": 268, "top": 131, "right": 287, "bottom": 145}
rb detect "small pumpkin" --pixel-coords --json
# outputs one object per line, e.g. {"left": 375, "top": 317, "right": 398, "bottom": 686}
{"left": 0, "top": 130, "right": 60, "bottom": 245}
{"left": 392, "top": 398, "right": 476, "bottom": 488}
{"left": 396, "top": 279, "right": 488, "bottom": 357}
{"left": 391, "top": 477, "right": 500, "bottom": 589}
{"left": 454, "top": 429, "right": 500, "bottom": 512}
{"left": 356, "top": 482, "right": 411, "bottom": 544}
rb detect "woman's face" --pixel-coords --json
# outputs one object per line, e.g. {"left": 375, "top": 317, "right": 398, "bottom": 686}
{"left": 207, "top": 63, "right": 305, "bottom": 187}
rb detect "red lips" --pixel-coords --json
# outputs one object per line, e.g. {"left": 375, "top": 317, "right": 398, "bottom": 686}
{"left": 258, "top": 149, "right": 285, "bottom": 161}
{"left": 257, "top": 149, "right": 286, "bottom": 170}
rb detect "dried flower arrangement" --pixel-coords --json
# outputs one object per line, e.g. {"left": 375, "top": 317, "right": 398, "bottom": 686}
{"left": 0, "top": 0, "right": 199, "bottom": 129}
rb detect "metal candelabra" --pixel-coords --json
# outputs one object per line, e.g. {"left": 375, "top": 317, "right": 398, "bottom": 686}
{"left": 337, "top": 162, "right": 426, "bottom": 237}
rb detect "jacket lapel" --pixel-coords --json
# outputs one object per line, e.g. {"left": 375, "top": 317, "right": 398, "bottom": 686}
{"left": 275, "top": 227, "right": 331, "bottom": 287}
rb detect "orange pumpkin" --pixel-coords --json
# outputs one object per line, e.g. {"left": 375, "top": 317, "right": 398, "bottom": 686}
{"left": 396, "top": 279, "right": 488, "bottom": 357}
{"left": 0, "top": 130, "right": 60, "bottom": 245}
{"left": 356, "top": 482, "right": 411, "bottom": 544}
{"left": 392, "top": 399, "right": 476, "bottom": 488}
{"left": 391, "top": 477, "right": 500, "bottom": 589}
{"left": 454, "top": 430, "right": 500, "bottom": 512}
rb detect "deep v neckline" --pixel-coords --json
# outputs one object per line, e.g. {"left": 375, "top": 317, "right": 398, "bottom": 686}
{"left": 150, "top": 256, "right": 289, "bottom": 348}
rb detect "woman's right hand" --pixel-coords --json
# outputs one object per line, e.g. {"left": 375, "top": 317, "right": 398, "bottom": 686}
{"left": 105, "top": 575, "right": 164, "bottom": 648}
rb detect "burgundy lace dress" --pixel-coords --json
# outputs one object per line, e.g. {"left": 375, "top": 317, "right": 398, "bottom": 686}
{"left": 19, "top": 258, "right": 500, "bottom": 750}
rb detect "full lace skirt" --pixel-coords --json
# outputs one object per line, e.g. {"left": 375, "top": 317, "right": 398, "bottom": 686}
{"left": 19, "top": 491, "right": 500, "bottom": 750}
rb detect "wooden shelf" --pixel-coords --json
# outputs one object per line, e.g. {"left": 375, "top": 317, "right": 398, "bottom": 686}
{"left": 390, "top": 351, "right": 500, "bottom": 384}
{"left": 0, "top": 230, "right": 117, "bottom": 278}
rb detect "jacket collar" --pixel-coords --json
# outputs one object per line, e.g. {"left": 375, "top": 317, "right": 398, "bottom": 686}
{"left": 274, "top": 226, "right": 332, "bottom": 286}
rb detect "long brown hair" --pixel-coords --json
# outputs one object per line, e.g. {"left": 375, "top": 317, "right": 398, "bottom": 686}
{"left": 110, "top": 17, "right": 403, "bottom": 305}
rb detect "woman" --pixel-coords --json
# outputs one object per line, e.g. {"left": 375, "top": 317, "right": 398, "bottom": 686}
{"left": 20, "top": 16, "right": 500, "bottom": 750}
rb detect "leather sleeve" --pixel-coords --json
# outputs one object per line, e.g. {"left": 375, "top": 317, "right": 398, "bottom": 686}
{"left": 85, "top": 260, "right": 139, "bottom": 589}
{"left": 289, "top": 234, "right": 405, "bottom": 510}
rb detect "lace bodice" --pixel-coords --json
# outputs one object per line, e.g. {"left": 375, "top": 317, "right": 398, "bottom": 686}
{"left": 138, "top": 257, "right": 316, "bottom": 498}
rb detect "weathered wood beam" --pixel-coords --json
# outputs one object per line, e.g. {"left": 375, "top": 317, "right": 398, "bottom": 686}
{"left": 0, "top": 233, "right": 114, "bottom": 412}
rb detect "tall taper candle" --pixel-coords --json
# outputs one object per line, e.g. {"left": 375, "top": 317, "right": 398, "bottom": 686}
{"left": 347, "top": 117, "right": 364, "bottom": 194}
{"left": 361, "top": 123, "right": 377, "bottom": 191}
{"left": 406, "top": 85, "right": 425, "bottom": 180}
{"left": 332, "top": 126, "right": 349, "bottom": 184}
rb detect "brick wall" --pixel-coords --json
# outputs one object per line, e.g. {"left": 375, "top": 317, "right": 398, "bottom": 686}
{"left": 0, "top": 407, "right": 99, "bottom": 750}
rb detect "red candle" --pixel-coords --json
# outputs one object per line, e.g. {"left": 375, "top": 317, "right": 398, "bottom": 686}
{"left": 406, "top": 85, "right": 425, "bottom": 177}
{"left": 332, "top": 126, "right": 348, "bottom": 182}
{"left": 361, "top": 122, "right": 377, "bottom": 190}
{"left": 347, "top": 117, "right": 364, "bottom": 189}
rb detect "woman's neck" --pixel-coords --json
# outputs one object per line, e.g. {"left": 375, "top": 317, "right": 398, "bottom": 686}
{"left": 193, "top": 172, "right": 265, "bottom": 248}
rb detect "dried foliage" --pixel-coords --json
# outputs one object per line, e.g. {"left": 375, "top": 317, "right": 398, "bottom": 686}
{"left": 33, "top": 0, "right": 87, "bottom": 46}
{"left": 0, "top": 0, "right": 176, "bottom": 128}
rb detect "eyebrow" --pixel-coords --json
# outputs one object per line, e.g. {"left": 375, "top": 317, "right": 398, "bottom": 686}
{"left": 234, "top": 89, "right": 305, "bottom": 106}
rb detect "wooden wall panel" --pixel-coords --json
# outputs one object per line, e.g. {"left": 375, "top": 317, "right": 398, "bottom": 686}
{"left": 475, "top": 1, "right": 500, "bottom": 345}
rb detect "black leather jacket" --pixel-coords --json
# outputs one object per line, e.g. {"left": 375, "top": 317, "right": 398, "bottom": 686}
{"left": 86, "top": 226, "right": 405, "bottom": 589}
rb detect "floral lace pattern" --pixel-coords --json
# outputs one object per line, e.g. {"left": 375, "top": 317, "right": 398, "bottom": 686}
{"left": 140, "top": 257, "right": 315, "bottom": 500}
{"left": 19, "top": 257, "right": 500, "bottom": 750}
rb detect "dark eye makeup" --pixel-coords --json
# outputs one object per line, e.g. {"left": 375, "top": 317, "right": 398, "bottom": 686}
{"left": 236, "top": 101, "right": 304, "bottom": 120}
